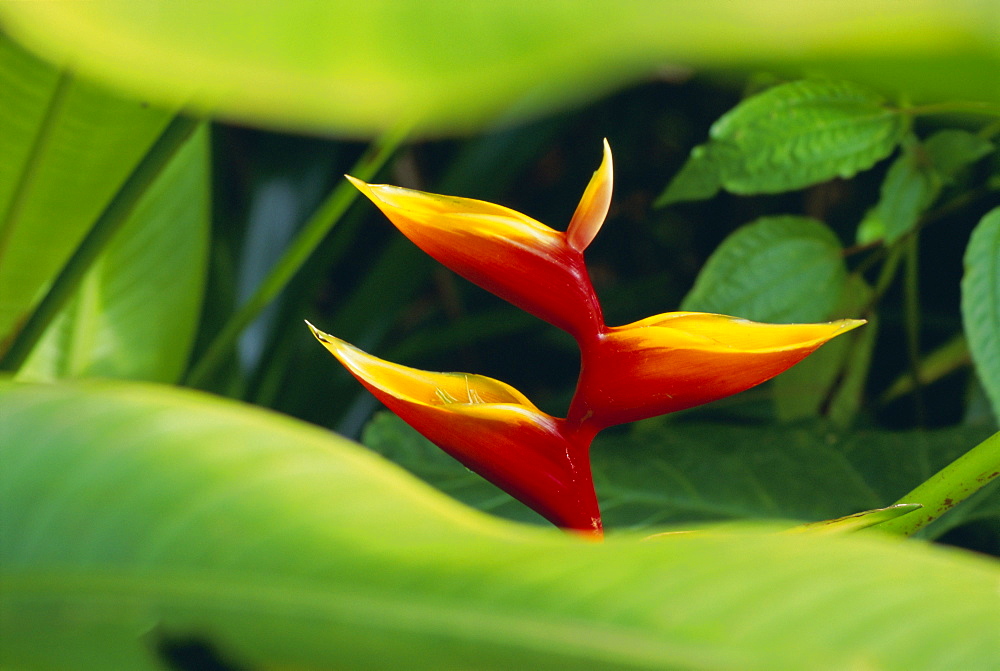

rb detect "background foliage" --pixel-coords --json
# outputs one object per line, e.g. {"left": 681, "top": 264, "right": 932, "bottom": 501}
{"left": 1, "top": 2, "right": 998, "bottom": 669}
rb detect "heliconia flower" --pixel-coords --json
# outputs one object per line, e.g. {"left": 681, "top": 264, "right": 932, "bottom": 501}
{"left": 345, "top": 140, "right": 613, "bottom": 340}
{"left": 569, "top": 312, "right": 866, "bottom": 429}
{"left": 306, "top": 322, "right": 602, "bottom": 534}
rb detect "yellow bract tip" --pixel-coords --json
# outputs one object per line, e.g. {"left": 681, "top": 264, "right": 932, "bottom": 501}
{"left": 566, "top": 139, "right": 613, "bottom": 253}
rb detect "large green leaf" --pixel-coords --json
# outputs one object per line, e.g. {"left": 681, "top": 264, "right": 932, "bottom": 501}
{"left": 16, "top": 124, "right": 209, "bottom": 383}
{"left": 680, "top": 215, "right": 846, "bottom": 323}
{"left": 2, "top": 381, "right": 999, "bottom": 670}
{"left": 1, "top": 2, "right": 997, "bottom": 137}
{"left": 658, "top": 80, "right": 909, "bottom": 203}
{"left": 962, "top": 207, "right": 1000, "bottom": 422}
{"left": 0, "top": 34, "right": 173, "bottom": 358}
{"left": 364, "top": 412, "right": 998, "bottom": 538}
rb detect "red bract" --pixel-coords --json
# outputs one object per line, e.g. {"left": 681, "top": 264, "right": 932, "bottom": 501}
{"left": 569, "top": 312, "right": 866, "bottom": 429}
{"left": 312, "top": 142, "right": 864, "bottom": 537}
{"left": 345, "top": 140, "right": 612, "bottom": 339}
{"left": 307, "top": 323, "right": 601, "bottom": 534}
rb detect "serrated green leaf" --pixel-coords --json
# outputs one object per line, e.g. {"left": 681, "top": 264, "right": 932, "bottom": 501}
{"left": 16, "top": 124, "right": 209, "bottom": 383}
{"left": 705, "top": 80, "right": 907, "bottom": 194}
{"left": 773, "top": 274, "right": 876, "bottom": 425}
{"left": 962, "top": 207, "right": 1000, "bottom": 422}
{"left": 680, "top": 215, "right": 846, "bottom": 323}
{"left": 3, "top": 381, "right": 1000, "bottom": 670}
{"left": 0, "top": 34, "right": 173, "bottom": 358}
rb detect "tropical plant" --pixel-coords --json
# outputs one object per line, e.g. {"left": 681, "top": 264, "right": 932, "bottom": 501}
{"left": 1, "top": 3, "right": 998, "bottom": 669}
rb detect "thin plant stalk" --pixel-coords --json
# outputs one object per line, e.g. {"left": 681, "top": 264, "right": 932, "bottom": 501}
{"left": 184, "top": 124, "right": 409, "bottom": 388}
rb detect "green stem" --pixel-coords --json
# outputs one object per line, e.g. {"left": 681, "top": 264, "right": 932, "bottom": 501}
{"left": 0, "top": 114, "right": 201, "bottom": 372}
{"left": 875, "top": 431, "right": 1000, "bottom": 536}
{"left": 184, "top": 124, "right": 409, "bottom": 388}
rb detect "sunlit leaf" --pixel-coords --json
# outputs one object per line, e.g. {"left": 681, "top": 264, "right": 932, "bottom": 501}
{"left": 0, "top": 34, "right": 173, "bottom": 358}
{"left": 3, "top": 381, "right": 999, "bottom": 670}
{"left": 1, "top": 3, "right": 997, "bottom": 137}
{"left": 16, "top": 124, "right": 209, "bottom": 383}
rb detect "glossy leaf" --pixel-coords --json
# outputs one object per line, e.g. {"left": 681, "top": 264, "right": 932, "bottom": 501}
{"left": 659, "top": 80, "right": 908, "bottom": 202}
{"left": 681, "top": 215, "right": 847, "bottom": 323}
{"left": 3, "top": 381, "right": 1000, "bottom": 670}
{"left": 962, "top": 207, "right": 1000, "bottom": 421}
{"left": 0, "top": 35, "right": 173, "bottom": 358}
{"left": 1, "top": 3, "right": 998, "bottom": 137}
{"left": 17, "top": 124, "right": 209, "bottom": 383}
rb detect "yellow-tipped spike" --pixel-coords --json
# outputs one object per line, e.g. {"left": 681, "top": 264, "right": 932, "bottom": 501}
{"left": 567, "top": 139, "right": 613, "bottom": 253}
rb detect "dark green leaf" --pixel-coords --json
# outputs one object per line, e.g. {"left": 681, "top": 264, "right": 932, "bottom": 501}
{"left": 361, "top": 411, "right": 546, "bottom": 525}
{"left": 680, "top": 215, "right": 846, "bottom": 323}
{"left": 364, "top": 412, "right": 997, "bottom": 539}
{"left": 962, "top": 207, "right": 1000, "bottom": 422}
{"left": 3, "top": 381, "right": 1000, "bottom": 670}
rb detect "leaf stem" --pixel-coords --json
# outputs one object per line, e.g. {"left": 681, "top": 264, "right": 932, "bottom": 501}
{"left": 875, "top": 431, "right": 1000, "bottom": 536}
{"left": 0, "top": 114, "right": 201, "bottom": 372}
{"left": 184, "top": 124, "right": 409, "bottom": 388}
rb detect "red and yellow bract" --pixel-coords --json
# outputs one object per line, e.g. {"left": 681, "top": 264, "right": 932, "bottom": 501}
{"left": 312, "top": 142, "right": 863, "bottom": 536}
